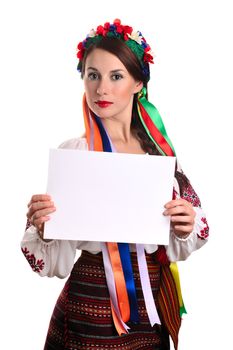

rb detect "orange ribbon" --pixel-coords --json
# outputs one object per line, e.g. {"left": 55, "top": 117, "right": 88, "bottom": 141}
{"left": 107, "top": 242, "right": 130, "bottom": 323}
{"left": 110, "top": 300, "right": 128, "bottom": 335}
{"left": 83, "top": 94, "right": 103, "bottom": 151}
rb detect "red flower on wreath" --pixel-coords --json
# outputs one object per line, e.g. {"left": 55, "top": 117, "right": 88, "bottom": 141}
{"left": 77, "top": 41, "right": 85, "bottom": 59}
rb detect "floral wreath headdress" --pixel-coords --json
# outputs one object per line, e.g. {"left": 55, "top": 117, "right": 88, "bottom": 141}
{"left": 76, "top": 20, "right": 184, "bottom": 345}
{"left": 77, "top": 19, "right": 175, "bottom": 156}
{"left": 76, "top": 19, "right": 154, "bottom": 79}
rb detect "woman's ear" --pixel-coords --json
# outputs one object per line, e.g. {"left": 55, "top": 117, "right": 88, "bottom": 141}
{"left": 134, "top": 81, "right": 143, "bottom": 94}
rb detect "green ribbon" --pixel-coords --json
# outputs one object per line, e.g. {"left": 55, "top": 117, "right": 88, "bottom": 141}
{"left": 137, "top": 87, "right": 176, "bottom": 156}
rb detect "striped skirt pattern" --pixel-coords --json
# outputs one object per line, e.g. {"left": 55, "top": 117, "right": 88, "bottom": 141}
{"left": 44, "top": 250, "right": 180, "bottom": 350}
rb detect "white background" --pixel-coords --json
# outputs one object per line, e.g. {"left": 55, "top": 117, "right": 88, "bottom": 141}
{"left": 1, "top": 1, "right": 232, "bottom": 349}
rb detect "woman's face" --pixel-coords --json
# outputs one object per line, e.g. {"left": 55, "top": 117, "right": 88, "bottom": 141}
{"left": 83, "top": 48, "right": 142, "bottom": 122}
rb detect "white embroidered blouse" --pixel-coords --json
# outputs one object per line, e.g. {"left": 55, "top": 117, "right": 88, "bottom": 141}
{"left": 21, "top": 137, "right": 209, "bottom": 278}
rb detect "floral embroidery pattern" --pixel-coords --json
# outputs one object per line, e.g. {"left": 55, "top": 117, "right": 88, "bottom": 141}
{"left": 182, "top": 183, "right": 201, "bottom": 207}
{"left": 198, "top": 217, "right": 209, "bottom": 240}
{"left": 175, "top": 170, "right": 201, "bottom": 207}
{"left": 21, "top": 247, "right": 45, "bottom": 272}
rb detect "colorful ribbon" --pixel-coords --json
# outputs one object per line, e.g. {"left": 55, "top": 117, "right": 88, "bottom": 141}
{"left": 136, "top": 244, "right": 161, "bottom": 325}
{"left": 83, "top": 96, "right": 137, "bottom": 330}
{"left": 136, "top": 88, "right": 186, "bottom": 316}
{"left": 118, "top": 243, "right": 139, "bottom": 323}
{"left": 82, "top": 91, "right": 186, "bottom": 333}
{"left": 170, "top": 262, "right": 187, "bottom": 317}
{"left": 101, "top": 242, "right": 130, "bottom": 334}
{"left": 106, "top": 242, "right": 130, "bottom": 322}
{"left": 137, "top": 87, "right": 175, "bottom": 156}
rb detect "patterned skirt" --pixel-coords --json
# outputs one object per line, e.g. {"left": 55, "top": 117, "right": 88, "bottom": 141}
{"left": 44, "top": 250, "right": 180, "bottom": 350}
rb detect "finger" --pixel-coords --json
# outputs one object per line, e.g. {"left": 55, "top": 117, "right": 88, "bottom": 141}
{"left": 173, "top": 224, "right": 194, "bottom": 234}
{"left": 34, "top": 216, "right": 51, "bottom": 230}
{"left": 27, "top": 201, "right": 54, "bottom": 219}
{"left": 164, "top": 198, "right": 192, "bottom": 209}
{"left": 31, "top": 206, "right": 56, "bottom": 227}
{"left": 163, "top": 205, "right": 192, "bottom": 216}
{"left": 32, "top": 207, "right": 56, "bottom": 221}
{"left": 171, "top": 215, "right": 195, "bottom": 224}
{"left": 27, "top": 194, "right": 51, "bottom": 207}
{"left": 30, "top": 201, "right": 54, "bottom": 212}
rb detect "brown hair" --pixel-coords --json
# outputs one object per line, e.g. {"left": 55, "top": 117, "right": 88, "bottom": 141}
{"left": 80, "top": 37, "right": 161, "bottom": 155}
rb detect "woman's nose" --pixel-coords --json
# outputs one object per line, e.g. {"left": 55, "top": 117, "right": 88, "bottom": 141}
{"left": 96, "top": 79, "right": 109, "bottom": 96}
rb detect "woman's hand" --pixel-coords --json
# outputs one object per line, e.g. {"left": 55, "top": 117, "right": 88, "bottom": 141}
{"left": 27, "top": 194, "right": 56, "bottom": 235}
{"left": 163, "top": 198, "right": 196, "bottom": 238}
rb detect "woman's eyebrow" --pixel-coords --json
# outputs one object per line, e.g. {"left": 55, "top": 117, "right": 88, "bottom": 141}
{"left": 87, "top": 67, "right": 125, "bottom": 73}
{"left": 87, "top": 67, "right": 99, "bottom": 71}
{"left": 110, "top": 69, "right": 125, "bottom": 73}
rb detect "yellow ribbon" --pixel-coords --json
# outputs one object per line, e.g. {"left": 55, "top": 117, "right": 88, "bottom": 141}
{"left": 169, "top": 262, "right": 187, "bottom": 316}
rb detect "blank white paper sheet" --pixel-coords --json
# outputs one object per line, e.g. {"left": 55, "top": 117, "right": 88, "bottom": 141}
{"left": 44, "top": 149, "right": 176, "bottom": 245}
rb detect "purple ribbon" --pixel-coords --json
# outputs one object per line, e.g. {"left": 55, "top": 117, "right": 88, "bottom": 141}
{"left": 136, "top": 243, "right": 161, "bottom": 325}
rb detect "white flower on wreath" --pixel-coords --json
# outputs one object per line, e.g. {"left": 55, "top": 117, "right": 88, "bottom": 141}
{"left": 88, "top": 29, "right": 96, "bottom": 38}
{"left": 127, "top": 30, "right": 143, "bottom": 45}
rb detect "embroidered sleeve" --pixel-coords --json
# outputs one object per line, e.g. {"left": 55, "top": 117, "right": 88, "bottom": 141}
{"left": 166, "top": 164, "right": 209, "bottom": 262}
{"left": 21, "top": 224, "right": 78, "bottom": 278}
{"left": 21, "top": 246, "right": 45, "bottom": 273}
{"left": 174, "top": 168, "right": 201, "bottom": 207}
{"left": 21, "top": 137, "right": 87, "bottom": 278}
{"left": 174, "top": 166, "right": 209, "bottom": 241}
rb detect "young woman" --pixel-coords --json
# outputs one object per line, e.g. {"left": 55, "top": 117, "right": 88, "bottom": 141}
{"left": 21, "top": 19, "right": 209, "bottom": 350}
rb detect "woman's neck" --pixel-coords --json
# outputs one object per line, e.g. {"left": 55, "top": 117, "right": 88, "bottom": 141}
{"left": 99, "top": 115, "right": 146, "bottom": 154}
{"left": 102, "top": 118, "right": 132, "bottom": 144}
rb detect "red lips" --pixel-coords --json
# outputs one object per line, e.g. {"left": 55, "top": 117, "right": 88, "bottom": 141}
{"left": 95, "top": 101, "right": 113, "bottom": 108}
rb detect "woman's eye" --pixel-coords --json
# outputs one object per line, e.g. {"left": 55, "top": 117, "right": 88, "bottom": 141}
{"left": 112, "top": 74, "right": 123, "bottom": 81}
{"left": 88, "top": 72, "right": 99, "bottom": 80}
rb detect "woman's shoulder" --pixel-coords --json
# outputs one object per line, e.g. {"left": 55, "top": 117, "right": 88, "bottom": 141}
{"left": 58, "top": 136, "right": 88, "bottom": 150}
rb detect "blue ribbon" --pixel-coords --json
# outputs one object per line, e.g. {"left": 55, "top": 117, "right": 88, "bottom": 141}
{"left": 94, "top": 115, "right": 112, "bottom": 152}
{"left": 118, "top": 243, "right": 140, "bottom": 323}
